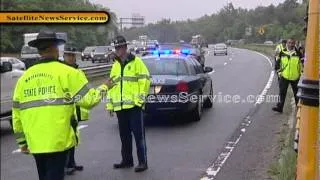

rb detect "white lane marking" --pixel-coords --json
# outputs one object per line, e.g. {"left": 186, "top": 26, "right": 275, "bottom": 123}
{"left": 229, "top": 58, "right": 232, "bottom": 61}
{"left": 12, "top": 124, "right": 89, "bottom": 154}
{"left": 224, "top": 62, "right": 227, "bottom": 66}
{"left": 78, "top": 124, "right": 88, "bottom": 130}
{"left": 255, "top": 51, "right": 273, "bottom": 67}
{"left": 201, "top": 50, "right": 274, "bottom": 180}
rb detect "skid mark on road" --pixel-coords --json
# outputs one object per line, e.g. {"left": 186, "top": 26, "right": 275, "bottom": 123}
{"left": 200, "top": 50, "right": 274, "bottom": 180}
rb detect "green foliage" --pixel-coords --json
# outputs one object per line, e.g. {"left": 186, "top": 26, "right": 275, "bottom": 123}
{"left": 0, "top": 0, "right": 118, "bottom": 53}
{"left": 123, "top": 0, "right": 307, "bottom": 44}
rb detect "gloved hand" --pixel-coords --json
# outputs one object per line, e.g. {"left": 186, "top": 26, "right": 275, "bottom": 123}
{"left": 21, "top": 145, "right": 30, "bottom": 154}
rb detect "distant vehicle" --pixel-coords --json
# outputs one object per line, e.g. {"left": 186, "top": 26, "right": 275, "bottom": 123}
{"left": 264, "top": 41, "right": 274, "bottom": 46}
{"left": 81, "top": 46, "right": 96, "bottom": 61}
{"left": 0, "top": 57, "right": 26, "bottom": 70}
{"left": 20, "top": 44, "right": 40, "bottom": 69}
{"left": 135, "top": 42, "right": 146, "bottom": 54}
{"left": 145, "top": 40, "right": 158, "bottom": 51}
{"left": 153, "top": 43, "right": 206, "bottom": 67}
{"left": 91, "top": 46, "right": 113, "bottom": 63}
{"left": 0, "top": 61, "right": 24, "bottom": 125}
{"left": 142, "top": 50, "right": 213, "bottom": 122}
{"left": 213, "top": 43, "right": 228, "bottom": 56}
{"left": 191, "top": 34, "right": 208, "bottom": 48}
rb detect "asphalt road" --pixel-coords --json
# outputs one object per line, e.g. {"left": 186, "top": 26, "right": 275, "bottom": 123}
{"left": 1, "top": 47, "right": 272, "bottom": 180}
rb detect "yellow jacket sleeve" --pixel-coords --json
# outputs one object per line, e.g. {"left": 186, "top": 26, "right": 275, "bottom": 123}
{"left": 68, "top": 68, "right": 108, "bottom": 109}
{"left": 12, "top": 78, "right": 27, "bottom": 148}
{"left": 135, "top": 58, "right": 151, "bottom": 106}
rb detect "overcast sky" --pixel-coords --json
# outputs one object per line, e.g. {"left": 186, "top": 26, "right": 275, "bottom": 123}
{"left": 92, "top": 0, "right": 284, "bottom": 23}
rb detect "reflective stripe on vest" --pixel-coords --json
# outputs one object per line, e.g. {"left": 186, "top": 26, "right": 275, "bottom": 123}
{"left": 14, "top": 84, "right": 90, "bottom": 110}
{"left": 75, "top": 84, "right": 90, "bottom": 98}
{"left": 14, "top": 98, "right": 73, "bottom": 110}
{"left": 137, "top": 74, "right": 151, "bottom": 79}
{"left": 113, "top": 76, "right": 139, "bottom": 83}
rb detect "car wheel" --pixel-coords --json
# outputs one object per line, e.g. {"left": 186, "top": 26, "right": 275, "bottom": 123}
{"left": 190, "top": 92, "right": 203, "bottom": 121}
{"left": 225, "top": 52, "right": 228, "bottom": 55}
{"left": 92, "top": 59, "right": 95, "bottom": 63}
{"left": 214, "top": 53, "right": 216, "bottom": 56}
{"left": 204, "top": 84, "right": 213, "bottom": 108}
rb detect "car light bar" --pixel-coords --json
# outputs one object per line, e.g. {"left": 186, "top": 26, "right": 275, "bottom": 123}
{"left": 151, "top": 49, "right": 191, "bottom": 56}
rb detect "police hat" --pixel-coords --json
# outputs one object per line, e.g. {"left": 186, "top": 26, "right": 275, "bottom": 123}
{"left": 281, "top": 39, "right": 287, "bottom": 44}
{"left": 113, "top": 35, "right": 128, "bottom": 48}
{"left": 28, "top": 29, "right": 66, "bottom": 49}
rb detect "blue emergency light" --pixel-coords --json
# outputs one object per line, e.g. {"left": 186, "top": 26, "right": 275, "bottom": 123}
{"left": 152, "top": 49, "right": 191, "bottom": 56}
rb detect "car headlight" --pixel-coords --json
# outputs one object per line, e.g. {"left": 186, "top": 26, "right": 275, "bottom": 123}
{"left": 104, "top": 54, "right": 108, "bottom": 58}
{"left": 81, "top": 52, "right": 84, "bottom": 56}
{"left": 90, "top": 52, "right": 94, "bottom": 57}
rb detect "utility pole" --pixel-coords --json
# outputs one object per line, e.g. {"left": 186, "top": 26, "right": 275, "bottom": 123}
{"left": 296, "top": 0, "right": 319, "bottom": 179}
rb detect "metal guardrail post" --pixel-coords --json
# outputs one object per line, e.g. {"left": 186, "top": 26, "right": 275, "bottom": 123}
{"left": 296, "top": 0, "right": 319, "bottom": 179}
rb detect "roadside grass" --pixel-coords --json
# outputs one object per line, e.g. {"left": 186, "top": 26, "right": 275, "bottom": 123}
{"left": 237, "top": 44, "right": 297, "bottom": 180}
{"left": 234, "top": 44, "right": 275, "bottom": 56}
{"left": 268, "top": 91, "right": 297, "bottom": 180}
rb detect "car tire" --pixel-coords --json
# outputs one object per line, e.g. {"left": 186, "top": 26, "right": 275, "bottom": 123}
{"left": 204, "top": 84, "right": 213, "bottom": 108}
{"left": 92, "top": 59, "right": 95, "bottom": 63}
{"left": 190, "top": 92, "right": 203, "bottom": 122}
{"left": 225, "top": 53, "right": 228, "bottom": 56}
{"left": 214, "top": 53, "right": 216, "bottom": 56}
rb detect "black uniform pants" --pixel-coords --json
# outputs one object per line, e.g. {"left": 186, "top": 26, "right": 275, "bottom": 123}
{"left": 33, "top": 150, "right": 69, "bottom": 180}
{"left": 276, "top": 77, "right": 299, "bottom": 110}
{"left": 116, "top": 106, "right": 147, "bottom": 164}
{"left": 66, "top": 147, "right": 76, "bottom": 168}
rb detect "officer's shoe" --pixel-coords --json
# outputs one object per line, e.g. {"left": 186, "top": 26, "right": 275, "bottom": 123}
{"left": 113, "top": 162, "right": 134, "bottom": 169}
{"left": 74, "top": 165, "right": 84, "bottom": 171}
{"left": 134, "top": 163, "right": 148, "bottom": 172}
{"left": 272, "top": 107, "right": 283, "bottom": 113}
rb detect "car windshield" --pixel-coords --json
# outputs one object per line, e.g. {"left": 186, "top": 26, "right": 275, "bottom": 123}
{"left": 21, "top": 46, "right": 38, "bottom": 54}
{"left": 143, "top": 58, "right": 189, "bottom": 75}
{"left": 83, "top": 47, "right": 95, "bottom": 53}
{"left": 215, "top": 44, "right": 226, "bottom": 48}
{"left": 95, "top": 46, "right": 108, "bottom": 53}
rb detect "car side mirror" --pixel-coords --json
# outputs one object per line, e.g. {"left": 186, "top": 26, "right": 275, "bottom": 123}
{"left": 204, "top": 66, "right": 213, "bottom": 73}
{"left": 1, "top": 62, "right": 13, "bottom": 73}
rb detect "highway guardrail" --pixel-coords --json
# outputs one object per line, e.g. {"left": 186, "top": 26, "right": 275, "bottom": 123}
{"left": 80, "top": 63, "right": 112, "bottom": 79}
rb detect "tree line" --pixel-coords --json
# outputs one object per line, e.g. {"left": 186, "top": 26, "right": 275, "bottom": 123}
{"left": 0, "top": 0, "right": 118, "bottom": 53}
{"left": 123, "top": 0, "right": 308, "bottom": 44}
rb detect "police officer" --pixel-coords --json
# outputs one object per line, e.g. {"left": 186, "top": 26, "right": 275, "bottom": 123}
{"left": 106, "top": 35, "right": 151, "bottom": 172}
{"left": 12, "top": 29, "right": 112, "bottom": 180}
{"left": 63, "top": 46, "right": 88, "bottom": 175}
{"left": 272, "top": 38, "right": 303, "bottom": 113}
